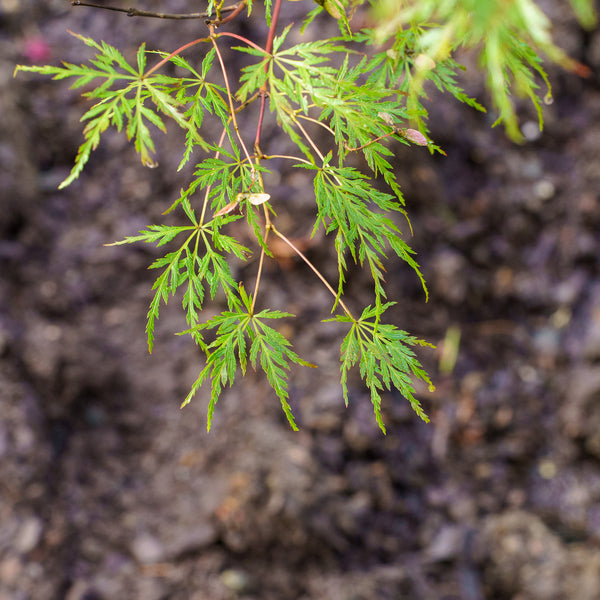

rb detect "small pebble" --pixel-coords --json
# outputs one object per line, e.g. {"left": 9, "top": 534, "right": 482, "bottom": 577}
{"left": 221, "top": 569, "right": 251, "bottom": 593}
{"left": 0, "top": 555, "right": 22, "bottom": 585}
{"left": 428, "top": 525, "right": 463, "bottom": 562}
{"left": 131, "top": 532, "right": 165, "bottom": 564}
{"left": 534, "top": 180, "right": 555, "bottom": 200}
{"left": 15, "top": 517, "right": 43, "bottom": 554}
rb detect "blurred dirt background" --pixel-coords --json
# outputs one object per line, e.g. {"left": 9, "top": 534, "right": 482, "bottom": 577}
{"left": 1, "top": 1, "right": 600, "bottom": 599}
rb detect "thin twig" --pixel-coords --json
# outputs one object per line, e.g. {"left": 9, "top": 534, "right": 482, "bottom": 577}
{"left": 254, "top": 0, "right": 283, "bottom": 153}
{"left": 200, "top": 128, "right": 228, "bottom": 226}
{"left": 70, "top": 1, "right": 242, "bottom": 20}
{"left": 259, "top": 154, "right": 312, "bottom": 165}
{"left": 296, "top": 114, "right": 336, "bottom": 137}
{"left": 293, "top": 117, "right": 325, "bottom": 161}
{"left": 198, "top": 92, "right": 262, "bottom": 226}
{"left": 254, "top": 94, "right": 268, "bottom": 156}
{"left": 265, "top": 0, "right": 284, "bottom": 56}
{"left": 210, "top": 32, "right": 256, "bottom": 182}
{"left": 144, "top": 37, "right": 209, "bottom": 78}
{"left": 345, "top": 131, "right": 397, "bottom": 152}
{"left": 250, "top": 230, "right": 270, "bottom": 314}
{"left": 216, "top": 31, "right": 266, "bottom": 54}
{"left": 217, "top": 1, "right": 247, "bottom": 25}
{"left": 271, "top": 226, "right": 355, "bottom": 321}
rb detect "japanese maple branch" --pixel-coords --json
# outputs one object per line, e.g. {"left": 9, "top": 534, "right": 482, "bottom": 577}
{"left": 270, "top": 226, "right": 355, "bottom": 321}
{"left": 250, "top": 230, "right": 270, "bottom": 314}
{"left": 144, "top": 38, "right": 209, "bottom": 78}
{"left": 345, "top": 131, "right": 397, "bottom": 151}
{"left": 199, "top": 128, "right": 228, "bottom": 226}
{"left": 296, "top": 114, "right": 336, "bottom": 137}
{"left": 258, "top": 155, "right": 312, "bottom": 165}
{"left": 217, "top": 1, "right": 247, "bottom": 25}
{"left": 290, "top": 115, "right": 347, "bottom": 189}
{"left": 71, "top": 0, "right": 243, "bottom": 20}
{"left": 198, "top": 92, "right": 262, "bottom": 225}
{"left": 210, "top": 30, "right": 256, "bottom": 181}
{"left": 216, "top": 31, "right": 266, "bottom": 54}
{"left": 254, "top": 0, "right": 283, "bottom": 153}
{"left": 264, "top": 0, "right": 284, "bottom": 57}
{"left": 293, "top": 117, "right": 326, "bottom": 161}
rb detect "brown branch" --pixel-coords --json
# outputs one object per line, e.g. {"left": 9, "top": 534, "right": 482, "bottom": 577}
{"left": 217, "top": 1, "right": 247, "bottom": 25}
{"left": 210, "top": 32, "right": 256, "bottom": 181}
{"left": 270, "top": 226, "right": 355, "bottom": 321}
{"left": 254, "top": 0, "right": 283, "bottom": 154}
{"left": 70, "top": 1, "right": 242, "bottom": 20}
{"left": 216, "top": 31, "right": 265, "bottom": 54}
{"left": 344, "top": 131, "right": 397, "bottom": 152}
{"left": 144, "top": 37, "right": 209, "bottom": 78}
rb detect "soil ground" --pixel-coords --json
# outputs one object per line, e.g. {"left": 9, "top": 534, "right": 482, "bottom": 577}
{"left": 1, "top": 1, "right": 600, "bottom": 599}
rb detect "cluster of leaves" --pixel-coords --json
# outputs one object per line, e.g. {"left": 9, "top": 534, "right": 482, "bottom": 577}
{"left": 371, "top": 0, "right": 596, "bottom": 139}
{"left": 14, "top": 0, "right": 595, "bottom": 432}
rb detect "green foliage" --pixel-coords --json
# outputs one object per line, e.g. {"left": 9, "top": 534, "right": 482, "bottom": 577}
{"left": 14, "top": 0, "right": 595, "bottom": 432}
{"left": 181, "top": 284, "right": 315, "bottom": 431}
{"left": 16, "top": 33, "right": 213, "bottom": 187}
{"left": 371, "top": 0, "right": 595, "bottom": 140}
{"left": 327, "top": 303, "right": 434, "bottom": 433}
